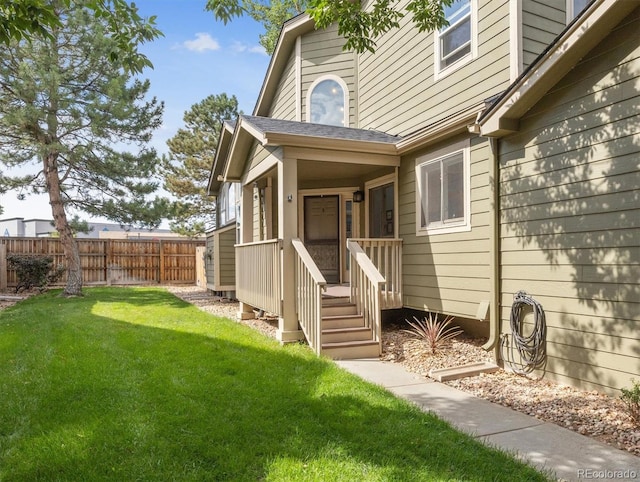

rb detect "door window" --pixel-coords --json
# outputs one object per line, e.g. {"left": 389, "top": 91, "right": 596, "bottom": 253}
{"left": 368, "top": 182, "right": 394, "bottom": 238}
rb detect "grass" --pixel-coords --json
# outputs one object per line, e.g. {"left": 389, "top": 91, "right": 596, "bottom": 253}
{"left": 0, "top": 287, "right": 551, "bottom": 481}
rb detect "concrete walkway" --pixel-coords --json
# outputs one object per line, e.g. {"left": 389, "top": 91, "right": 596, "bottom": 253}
{"left": 336, "top": 359, "right": 640, "bottom": 482}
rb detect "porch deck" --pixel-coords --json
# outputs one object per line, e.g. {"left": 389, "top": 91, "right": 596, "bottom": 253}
{"left": 235, "top": 238, "right": 402, "bottom": 358}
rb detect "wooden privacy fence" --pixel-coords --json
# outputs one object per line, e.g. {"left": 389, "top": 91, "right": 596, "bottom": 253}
{"left": 0, "top": 237, "right": 205, "bottom": 290}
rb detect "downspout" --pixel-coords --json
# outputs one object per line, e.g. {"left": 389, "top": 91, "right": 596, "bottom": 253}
{"left": 482, "top": 136, "right": 501, "bottom": 363}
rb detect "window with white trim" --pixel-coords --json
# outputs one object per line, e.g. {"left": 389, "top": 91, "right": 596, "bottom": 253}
{"left": 567, "top": 0, "right": 590, "bottom": 22}
{"left": 434, "top": 0, "right": 476, "bottom": 78}
{"left": 217, "top": 182, "right": 238, "bottom": 228}
{"left": 416, "top": 143, "right": 470, "bottom": 235}
{"left": 307, "top": 76, "right": 347, "bottom": 127}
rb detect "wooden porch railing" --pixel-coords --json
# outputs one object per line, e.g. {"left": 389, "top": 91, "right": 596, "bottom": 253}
{"left": 347, "top": 239, "right": 385, "bottom": 350}
{"left": 350, "top": 238, "right": 403, "bottom": 309}
{"left": 235, "top": 239, "right": 282, "bottom": 316}
{"left": 292, "top": 238, "right": 326, "bottom": 355}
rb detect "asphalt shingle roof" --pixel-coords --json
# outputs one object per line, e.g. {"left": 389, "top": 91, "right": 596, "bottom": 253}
{"left": 241, "top": 115, "right": 400, "bottom": 145}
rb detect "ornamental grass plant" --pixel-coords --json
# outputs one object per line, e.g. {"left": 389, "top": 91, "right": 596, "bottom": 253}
{"left": 0, "top": 287, "right": 551, "bottom": 481}
{"left": 403, "top": 313, "right": 464, "bottom": 354}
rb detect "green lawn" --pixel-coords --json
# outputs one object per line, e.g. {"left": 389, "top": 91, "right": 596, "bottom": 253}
{"left": 0, "top": 287, "right": 551, "bottom": 481}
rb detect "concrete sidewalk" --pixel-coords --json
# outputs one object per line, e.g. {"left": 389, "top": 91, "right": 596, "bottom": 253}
{"left": 336, "top": 359, "right": 640, "bottom": 482}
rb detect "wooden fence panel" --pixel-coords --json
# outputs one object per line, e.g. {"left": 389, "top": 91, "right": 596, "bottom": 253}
{"left": 0, "top": 237, "right": 204, "bottom": 288}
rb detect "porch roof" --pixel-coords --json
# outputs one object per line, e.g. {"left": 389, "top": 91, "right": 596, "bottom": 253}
{"left": 223, "top": 115, "right": 401, "bottom": 182}
{"left": 241, "top": 115, "right": 401, "bottom": 146}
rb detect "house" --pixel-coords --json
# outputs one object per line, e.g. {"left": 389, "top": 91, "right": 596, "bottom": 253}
{"left": 0, "top": 217, "right": 183, "bottom": 240}
{"left": 207, "top": 0, "right": 639, "bottom": 394}
{"left": 478, "top": 1, "right": 639, "bottom": 394}
{"left": 0, "top": 218, "right": 54, "bottom": 237}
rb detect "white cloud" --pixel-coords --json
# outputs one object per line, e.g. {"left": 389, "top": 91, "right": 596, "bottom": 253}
{"left": 183, "top": 33, "right": 220, "bottom": 52}
{"left": 231, "top": 41, "right": 268, "bottom": 55}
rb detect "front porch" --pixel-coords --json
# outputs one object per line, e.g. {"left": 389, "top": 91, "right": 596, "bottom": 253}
{"left": 219, "top": 116, "right": 403, "bottom": 358}
{"left": 236, "top": 237, "right": 403, "bottom": 358}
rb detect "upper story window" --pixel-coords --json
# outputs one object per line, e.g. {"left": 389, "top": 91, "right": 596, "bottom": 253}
{"left": 567, "top": 0, "right": 590, "bottom": 22}
{"left": 416, "top": 140, "right": 470, "bottom": 235}
{"left": 434, "top": 0, "right": 477, "bottom": 79}
{"left": 307, "top": 76, "right": 348, "bottom": 127}
{"left": 217, "top": 182, "right": 238, "bottom": 228}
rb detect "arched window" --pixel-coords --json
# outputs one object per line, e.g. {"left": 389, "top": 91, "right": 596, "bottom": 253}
{"left": 307, "top": 76, "right": 348, "bottom": 127}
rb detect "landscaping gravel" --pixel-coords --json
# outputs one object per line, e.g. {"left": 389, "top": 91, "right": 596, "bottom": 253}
{"left": 168, "top": 286, "right": 640, "bottom": 457}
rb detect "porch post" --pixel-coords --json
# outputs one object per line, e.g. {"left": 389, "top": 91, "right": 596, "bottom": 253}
{"left": 277, "top": 155, "right": 303, "bottom": 343}
{"left": 238, "top": 182, "right": 256, "bottom": 320}
{"left": 241, "top": 183, "right": 253, "bottom": 244}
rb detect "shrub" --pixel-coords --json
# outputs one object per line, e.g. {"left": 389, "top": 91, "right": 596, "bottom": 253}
{"left": 403, "top": 313, "right": 463, "bottom": 354}
{"left": 7, "top": 254, "right": 65, "bottom": 293}
{"left": 621, "top": 380, "right": 640, "bottom": 426}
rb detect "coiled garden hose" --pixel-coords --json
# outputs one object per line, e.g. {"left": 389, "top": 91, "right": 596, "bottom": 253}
{"left": 501, "top": 290, "right": 547, "bottom": 375}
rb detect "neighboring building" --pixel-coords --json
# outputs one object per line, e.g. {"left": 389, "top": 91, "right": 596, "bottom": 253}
{"left": 0, "top": 218, "right": 195, "bottom": 240}
{"left": 0, "top": 218, "right": 54, "bottom": 237}
{"left": 206, "top": 0, "right": 639, "bottom": 394}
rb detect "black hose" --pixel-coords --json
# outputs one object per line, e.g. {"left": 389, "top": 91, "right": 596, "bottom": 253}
{"left": 501, "top": 290, "right": 547, "bottom": 375}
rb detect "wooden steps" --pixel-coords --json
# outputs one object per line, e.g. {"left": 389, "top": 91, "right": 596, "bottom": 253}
{"left": 319, "top": 300, "right": 380, "bottom": 359}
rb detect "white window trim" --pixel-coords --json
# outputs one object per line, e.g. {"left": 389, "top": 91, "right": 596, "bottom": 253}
{"left": 295, "top": 37, "right": 302, "bottom": 122}
{"left": 509, "top": 0, "right": 523, "bottom": 83}
{"left": 566, "top": 0, "right": 588, "bottom": 24}
{"left": 305, "top": 74, "right": 349, "bottom": 127}
{"left": 415, "top": 140, "right": 471, "bottom": 236}
{"left": 433, "top": 0, "right": 478, "bottom": 81}
{"left": 218, "top": 182, "right": 238, "bottom": 228}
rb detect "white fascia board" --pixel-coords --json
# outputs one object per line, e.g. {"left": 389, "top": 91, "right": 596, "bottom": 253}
{"left": 263, "top": 132, "right": 398, "bottom": 156}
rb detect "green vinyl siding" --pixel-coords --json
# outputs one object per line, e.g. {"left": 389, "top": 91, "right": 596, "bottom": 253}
{"left": 521, "top": 0, "right": 566, "bottom": 68}
{"left": 218, "top": 226, "right": 237, "bottom": 287}
{"left": 358, "top": 0, "right": 510, "bottom": 136}
{"left": 300, "top": 24, "right": 355, "bottom": 126}
{"left": 399, "top": 135, "right": 492, "bottom": 320}
{"left": 498, "top": 8, "right": 640, "bottom": 395}
{"left": 206, "top": 226, "right": 236, "bottom": 291}
{"left": 205, "top": 232, "right": 215, "bottom": 289}
{"left": 268, "top": 50, "right": 297, "bottom": 121}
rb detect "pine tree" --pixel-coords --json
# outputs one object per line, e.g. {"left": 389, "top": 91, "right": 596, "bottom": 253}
{"left": 0, "top": 0, "right": 166, "bottom": 296}
{"left": 0, "top": 0, "right": 159, "bottom": 74}
{"left": 162, "top": 94, "right": 240, "bottom": 236}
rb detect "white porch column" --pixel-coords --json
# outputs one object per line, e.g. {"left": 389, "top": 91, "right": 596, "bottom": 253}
{"left": 238, "top": 182, "right": 256, "bottom": 320}
{"left": 277, "top": 155, "right": 303, "bottom": 343}
{"left": 241, "top": 183, "right": 253, "bottom": 244}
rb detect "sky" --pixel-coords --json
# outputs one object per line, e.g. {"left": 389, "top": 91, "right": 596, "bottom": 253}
{"left": 0, "top": 0, "right": 271, "bottom": 226}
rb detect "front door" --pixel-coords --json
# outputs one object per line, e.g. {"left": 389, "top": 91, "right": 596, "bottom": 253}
{"left": 304, "top": 195, "right": 340, "bottom": 284}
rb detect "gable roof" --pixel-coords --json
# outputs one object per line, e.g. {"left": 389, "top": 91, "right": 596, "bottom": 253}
{"left": 207, "top": 120, "right": 236, "bottom": 195}
{"left": 479, "top": 0, "right": 637, "bottom": 137}
{"left": 253, "top": 14, "right": 315, "bottom": 117}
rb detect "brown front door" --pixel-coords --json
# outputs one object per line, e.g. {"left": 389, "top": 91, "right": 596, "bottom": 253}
{"left": 304, "top": 195, "right": 340, "bottom": 284}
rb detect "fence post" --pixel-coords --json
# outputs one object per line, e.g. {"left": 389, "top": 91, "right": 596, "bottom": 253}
{"left": 0, "top": 244, "right": 6, "bottom": 291}
{"left": 159, "top": 240, "right": 165, "bottom": 284}
{"left": 103, "top": 240, "right": 109, "bottom": 285}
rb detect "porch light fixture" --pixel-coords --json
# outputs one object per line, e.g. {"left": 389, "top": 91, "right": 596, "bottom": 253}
{"left": 353, "top": 190, "right": 365, "bottom": 203}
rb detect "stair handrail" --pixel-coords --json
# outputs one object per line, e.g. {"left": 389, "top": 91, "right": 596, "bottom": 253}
{"left": 347, "top": 239, "right": 384, "bottom": 350}
{"left": 292, "top": 238, "right": 327, "bottom": 355}
{"left": 349, "top": 238, "right": 403, "bottom": 309}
